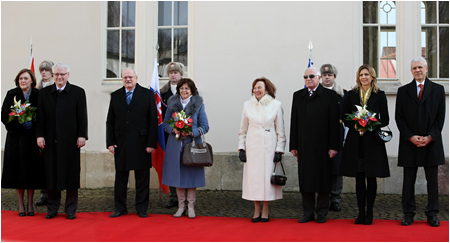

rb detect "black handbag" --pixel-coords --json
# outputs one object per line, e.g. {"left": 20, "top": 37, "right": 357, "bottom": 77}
{"left": 270, "top": 160, "right": 287, "bottom": 186}
{"left": 182, "top": 127, "right": 213, "bottom": 167}
{"left": 375, "top": 126, "right": 393, "bottom": 143}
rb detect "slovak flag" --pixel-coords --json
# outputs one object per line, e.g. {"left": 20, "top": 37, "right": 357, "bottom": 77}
{"left": 150, "top": 58, "right": 169, "bottom": 194}
{"left": 30, "top": 37, "right": 35, "bottom": 73}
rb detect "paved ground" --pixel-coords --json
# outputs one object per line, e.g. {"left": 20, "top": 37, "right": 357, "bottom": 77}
{"left": 1, "top": 188, "right": 448, "bottom": 221}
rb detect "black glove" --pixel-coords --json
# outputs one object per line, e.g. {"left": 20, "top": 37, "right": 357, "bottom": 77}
{"left": 273, "top": 152, "right": 282, "bottom": 162}
{"left": 239, "top": 149, "right": 247, "bottom": 162}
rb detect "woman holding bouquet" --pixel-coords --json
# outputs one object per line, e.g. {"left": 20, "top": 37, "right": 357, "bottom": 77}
{"left": 162, "top": 78, "right": 209, "bottom": 219}
{"left": 340, "top": 64, "right": 390, "bottom": 225}
{"left": 238, "top": 77, "right": 286, "bottom": 223}
{"left": 1, "top": 69, "right": 45, "bottom": 216}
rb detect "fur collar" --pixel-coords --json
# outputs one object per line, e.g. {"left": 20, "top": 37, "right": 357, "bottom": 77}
{"left": 160, "top": 81, "right": 171, "bottom": 94}
{"left": 331, "top": 84, "right": 345, "bottom": 97}
{"left": 251, "top": 94, "right": 274, "bottom": 106}
{"left": 167, "top": 94, "right": 204, "bottom": 116}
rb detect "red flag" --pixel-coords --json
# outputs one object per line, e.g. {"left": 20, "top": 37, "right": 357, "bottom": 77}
{"left": 150, "top": 58, "right": 169, "bottom": 194}
{"left": 30, "top": 38, "right": 35, "bottom": 73}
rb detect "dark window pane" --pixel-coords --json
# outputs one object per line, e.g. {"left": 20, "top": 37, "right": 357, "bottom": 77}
{"left": 158, "top": 1, "right": 172, "bottom": 26}
{"left": 422, "top": 26, "right": 438, "bottom": 78}
{"left": 174, "top": 28, "right": 188, "bottom": 67}
{"left": 108, "top": 1, "right": 120, "bottom": 28}
{"left": 107, "top": 30, "right": 120, "bottom": 78}
{"left": 424, "top": 1, "right": 437, "bottom": 24}
{"left": 174, "top": 1, "right": 188, "bottom": 26}
{"left": 122, "top": 1, "right": 135, "bottom": 27}
{"left": 158, "top": 29, "right": 172, "bottom": 77}
{"left": 439, "top": 1, "right": 449, "bottom": 23}
{"left": 439, "top": 27, "right": 449, "bottom": 78}
{"left": 363, "top": 1, "right": 378, "bottom": 24}
{"left": 363, "top": 27, "right": 378, "bottom": 75}
{"left": 122, "top": 30, "right": 135, "bottom": 71}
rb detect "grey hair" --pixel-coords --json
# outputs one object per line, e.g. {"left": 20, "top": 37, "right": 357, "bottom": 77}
{"left": 123, "top": 67, "right": 138, "bottom": 76}
{"left": 53, "top": 62, "right": 70, "bottom": 73}
{"left": 306, "top": 66, "right": 321, "bottom": 76}
{"left": 411, "top": 57, "right": 428, "bottom": 68}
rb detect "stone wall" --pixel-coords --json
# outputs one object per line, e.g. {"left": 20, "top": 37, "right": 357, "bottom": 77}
{"left": 2, "top": 150, "right": 448, "bottom": 195}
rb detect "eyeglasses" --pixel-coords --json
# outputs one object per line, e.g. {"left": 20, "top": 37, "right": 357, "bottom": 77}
{"left": 303, "top": 74, "right": 317, "bottom": 79}
{"left": 54, "top": 73, "right": 67, "bottom": 77}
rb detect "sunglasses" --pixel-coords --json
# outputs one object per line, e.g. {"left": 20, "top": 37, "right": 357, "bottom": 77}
{"left": 303, "top": 74, "right": 317, "bottom": 79}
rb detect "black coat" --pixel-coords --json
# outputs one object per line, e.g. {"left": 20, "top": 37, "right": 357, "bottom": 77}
{"left": 1, "top": 87, "right": 45, "bottom": 189}
{"left": 340, "top": 89, "right": 390, "bottom": 178}
{"left": 289, "top": 84, "right": 340, "bottom": 192}
{"left": 395, "top": 79, "right": 445, "bottom": 167}
{"left": 160, "top": 81, "right": 174, "bottom": 145}
{"left": 106, "top": 84, "right": 158, "bottom": 171}
{"left": 36, "top": 82, "right": 88, "bottom": 190}
{"left": 332, "top": 88, "right": 347, "bottom": 175}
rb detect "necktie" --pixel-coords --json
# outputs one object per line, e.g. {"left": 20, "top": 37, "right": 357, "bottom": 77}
{"left": 309, "top": 90, "right": 314, "bottom": 96}
{"left": 126, "top": 91, "right": 132, "bottom": 105}
{"left": 418, "top": 84, "right": 423, "bottom": 101}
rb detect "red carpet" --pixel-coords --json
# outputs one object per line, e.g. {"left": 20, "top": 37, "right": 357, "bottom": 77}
{"left": 1, "top": 210, "right": 448, "bottom": 242}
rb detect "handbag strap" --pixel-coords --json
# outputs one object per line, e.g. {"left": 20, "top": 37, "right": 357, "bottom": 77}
{"left": 273, "top": 160, "right": 286, "bottom": 175}
{"left": 192, "top": 127, "right": 207, "bottom": 148}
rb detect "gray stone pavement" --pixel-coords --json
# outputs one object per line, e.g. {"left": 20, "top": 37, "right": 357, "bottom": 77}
{"left": 1, "top": 188, "right": 448, "bottom": 221}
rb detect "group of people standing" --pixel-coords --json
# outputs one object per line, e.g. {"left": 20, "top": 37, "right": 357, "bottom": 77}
{"left": 1, "top": 57, "right": 445, "bottom": 228}
{"left": 237, "top": 57, "right": 445, "bottom": 227}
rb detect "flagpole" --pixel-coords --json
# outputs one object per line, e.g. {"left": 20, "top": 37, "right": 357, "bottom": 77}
{"left": 154, "top": 43, "right": 164, "bottom": 208}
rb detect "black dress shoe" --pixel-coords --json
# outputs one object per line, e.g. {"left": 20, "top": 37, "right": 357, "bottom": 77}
{"left": 330, "top": 202, "right": 341, "bottom": 212}
{"left": 165, "top": 199, "right": 178, "bottom": 209}
{"left": 260, "top": 216, "right": 269, "bottom": 223}
{"left": 251, "top": 215, "right": 261, "bottom": 223}
{"left": 27, "top": 212, "right": 35, "bottom": 216}
{"left": 137, "top": 211, "right": 148, "bottom": 218}
{"left": 401, "top": 215, "right": 414, "bottom": 226}
{"left": 35, "top": 197, "right": 48, "bottom": 206}
{"left": 18, "top": 212, "right": 26, "bottom": 217}
{"left": 317, "top": 215, "right": 327, "bottom": 223}
{"left": 67, "top": 214, "right": 76, "bottom": 220}
{"left": 427, "top": 216, "right": 440, "bottom": 227}
{"left": 110, "top": 210, "right": 128, "bottom": 218}
{"left": 46, "top": 213, "right": 57, "bottom": 219}
{"left": 298, "top": 215, "right": 314, "bottom": 223}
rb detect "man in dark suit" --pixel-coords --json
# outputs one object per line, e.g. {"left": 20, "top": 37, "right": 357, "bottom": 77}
{"left": 106, "top": 67, "right": 158, "bottom": 218}
{"left": 36, "top": 62, "right": 88, "bottom": 220}
{"left": 395, "top": 57, "right": 446, "bottom": 227}
{"left": 290, "top": 67, "right": 340, "bottom": 223}
{"left": 159, "top": 61, "right": 184, "bottom": 208}
{"left": 320, "top": 64, "right": 347, "bottom": 212}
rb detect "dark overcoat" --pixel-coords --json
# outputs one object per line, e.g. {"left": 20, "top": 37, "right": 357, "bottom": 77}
{"left": 106, "top": 84, "right": 158, "bottom": 171}
{"left": 1, "top": 87, "right": 45, "bottom": 189}
{"left": 395, "top": 79, "right": 445, "bottom": 167}
{"left": 36, "top": 82, "right": 88, "bottom": 190}
{"left": 332, "top": 88, "right": 347, "bottom": 175}
{"left": 339, "top": 89, "right": 390, "bottom": 178}
{"left": 289, "top": 84, "right": 340, "bottom": 192}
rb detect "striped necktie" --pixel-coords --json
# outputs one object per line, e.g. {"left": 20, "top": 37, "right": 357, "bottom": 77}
{"left": 126, "top": 91, "right": 132, "bottom": 105}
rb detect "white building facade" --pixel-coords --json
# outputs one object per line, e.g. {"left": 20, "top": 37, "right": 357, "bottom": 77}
{"left": 1, "top": 1, "right": 448, "bottom": 194}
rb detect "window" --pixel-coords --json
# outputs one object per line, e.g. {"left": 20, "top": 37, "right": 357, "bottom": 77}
{"left": 106, "top": 1, "right": 136, "bottom": 79}
{"left": 421, "top": 1, "right": 449, "bottom": 79}
{"left": 363, "top": 1, "right": 397, "bottom": 79}
{"left": 157, "top": 1, "right": 188, "bottom": 78}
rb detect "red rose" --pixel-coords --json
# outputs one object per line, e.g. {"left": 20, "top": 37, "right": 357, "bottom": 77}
{"left": 187, "top": 118, "right": 193, "bottom": 123}
{"left": 369, "top": 117, "right": 377, "bottom": 121}
{"left": 187, "top": 124, "right": 192, "bottom": 127}
{"left": 359, "top": 119, "right": 367, "bottom": 127}
{"left": 19, "top": 111, "right": 26, "bottom": 116}
{"left": 173, "top": 112, "right": 177, "bottom": 119}
{"left": 175, "top": 120, "right": 185, "bottom": 129}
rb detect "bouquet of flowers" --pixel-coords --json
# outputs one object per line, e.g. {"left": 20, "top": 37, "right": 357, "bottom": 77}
{"left": 8, "top": 96, "right": 37, "bottom": 124}
{"left": 345, "top": 104, "right": 380, "bottom": 136}
{"left": 164, "top": 110, "right": 193, "bottom": 140}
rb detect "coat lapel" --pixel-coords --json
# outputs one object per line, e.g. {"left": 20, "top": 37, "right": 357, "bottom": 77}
{"left": 405, "top": 80, "right": 420, "bottom": 104}
{"left": 419, "top": 78, "right": 432, "bottom": 103}
{"left": 128, "top": 84, "right": 142, "bottom": 108}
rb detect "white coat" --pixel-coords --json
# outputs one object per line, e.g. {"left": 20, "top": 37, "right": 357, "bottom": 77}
{"left": 238, "top": 94, "right": 286, "bottom": 201}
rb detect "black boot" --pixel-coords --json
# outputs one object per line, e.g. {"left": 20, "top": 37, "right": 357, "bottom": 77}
{"left": 355, "top": 174, "right": 366, "bottom": 224}
{"left": 364, "top": 177, "right": 377, "bottom": 225}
